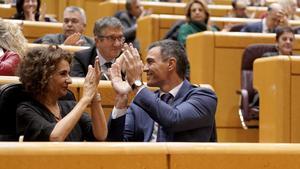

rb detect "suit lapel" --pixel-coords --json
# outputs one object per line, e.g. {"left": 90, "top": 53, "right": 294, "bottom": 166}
{"left": 89, "top": 46, "right": 98, "bottom": 66}
{"left": 172, "top": 80, "right": 192, "bottom": 106}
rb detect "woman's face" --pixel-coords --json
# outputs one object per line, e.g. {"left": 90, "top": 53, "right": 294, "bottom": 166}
{"left": 277, "top": 32, "right": 294, "bottom": 55}
{"left": 190, "top": 2, "right": 206, "bottom": 22}
{"left": 46, "top": 60, "right": 72, "bottom": 99}
{"left": 23, "top": 0, "right": 38, "bottom": 13}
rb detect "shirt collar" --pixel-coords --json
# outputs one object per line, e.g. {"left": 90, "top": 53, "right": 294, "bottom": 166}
{"left": 160, "top": 81, "right": 184, "bottom": 98}
{"left": 96, "top": 49, "right": 115, "bottom": 66}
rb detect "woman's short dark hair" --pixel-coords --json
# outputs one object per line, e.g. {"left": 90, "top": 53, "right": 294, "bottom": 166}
{"left": 185, "top": 0, "right": 209, "bottom": 24}
{"left": 13, "top": 0, "right": 41, "bottom": 21}
{"left": 18, "top": 45, "right": 72, "bottom": 97}
{"left": 275, "top": 26, "right": 295, "bottom": 42}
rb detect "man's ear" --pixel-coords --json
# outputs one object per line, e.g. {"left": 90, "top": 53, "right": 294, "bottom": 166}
{"left": 168, "top": 57, "right": 176, "bottom": 71}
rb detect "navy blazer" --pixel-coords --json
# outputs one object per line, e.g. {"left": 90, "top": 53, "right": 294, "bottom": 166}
{"left": 241, "top": 21, "right": 263, "bottom": 33}
{"left": 70, "top": 46, "right": 97, "bottom": 77}
{"left": 107, "top": 80, "right": 218, "bottom": 142}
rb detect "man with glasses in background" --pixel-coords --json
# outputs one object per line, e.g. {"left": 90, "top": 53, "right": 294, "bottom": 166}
{"left": 71, "top": 17, "right": 125, "bottom": 80}
{"left": 36, "top": 6, "right": 94, "bottom": 46}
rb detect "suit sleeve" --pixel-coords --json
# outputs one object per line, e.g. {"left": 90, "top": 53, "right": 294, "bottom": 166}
{"left": 133, "top": 87, "right": 217, "bottom": 133}
{"left": 40, "top": 35, "right": 58, "bottom": 45}
{"left": 107, "top": 105, "right": 140, "bottom": 142}
{"left": 240, "top": 25, "right": 249, "bottom": 32}
{"left": 119, "top": 14, "right": 136, "bottom": 41}
{"left": 106, "top": 115, "right": 126, "bottom": 141}
{"left": 70, "top": 54, "right": 86, "bottom": 77}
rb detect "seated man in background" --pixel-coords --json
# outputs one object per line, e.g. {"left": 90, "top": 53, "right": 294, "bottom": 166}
{"left": 241, "top": 3, "right": 288, "bottom": 33}
{"left": 278, "top": 0, "right": 299, "bottom": 20}
{"left": 71, "top": 17, "right": 124, "bottom": 80}
{"left": 114, "top": 0, "right": 150, "bottom": 50}
{"left": 107, "top": 40, "right": 217, "bottom": 142}
{"left": 222, "top": 0, "right": 253, "bottom": 32}
{"left": 227, "top": 0, "right": 251, "bottom": 18}
{"left": 248, "top": 0, "right": 266, "bottom": 6}
{"left": 36, "top": 6, "right": 94, "bottom": 46}
{"left": 263, "top": 26, "right": 295, "bottom": 57}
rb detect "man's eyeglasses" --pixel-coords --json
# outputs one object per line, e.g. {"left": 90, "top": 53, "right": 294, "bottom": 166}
{"left": 98, "top": 35, "right": 125, "bottom": 43}
{"left": 64, "top": 18, "right": 80, "bottom": 24}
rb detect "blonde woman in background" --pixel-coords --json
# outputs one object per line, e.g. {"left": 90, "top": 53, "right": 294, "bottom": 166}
{"left": 0, "top": 20, "right": 27, "bottom": 76}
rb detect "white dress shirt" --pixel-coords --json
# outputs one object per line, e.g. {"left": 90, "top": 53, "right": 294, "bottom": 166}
{"left": 96, "top": 49, "right": 115, "bottom": 80}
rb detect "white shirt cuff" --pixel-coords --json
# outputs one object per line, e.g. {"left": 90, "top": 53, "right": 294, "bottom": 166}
{"left": 135, "top": 84, "right": 146, "bottom": 96}
{"left": 111, "top": 107, "right": 127, "bottom": 119}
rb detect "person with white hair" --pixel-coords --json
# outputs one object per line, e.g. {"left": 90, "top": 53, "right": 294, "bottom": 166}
{"left": 227, "top": 0, "right": 251, "bottom": 18}
{"left": 36, "top": 6, "right": 94, "bottom": 46}
{"left": 0, "top": 20, "right": 27, "bottom": 76}
{"left": 241, "top": 3, "right": 288, "bottom": 33}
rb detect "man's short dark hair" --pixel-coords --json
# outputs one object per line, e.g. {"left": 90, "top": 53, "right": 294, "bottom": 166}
{"left": 125, "top": 0, "right": 133, "bottom": 11}
{"left": 93, "top": 17, "right": 124, "bottom": 37}
{"left": 275, "top": 26, "right": 295, "bottom": 41}
{"left": 148, "top": 39, "right": 188, "bottom": 79}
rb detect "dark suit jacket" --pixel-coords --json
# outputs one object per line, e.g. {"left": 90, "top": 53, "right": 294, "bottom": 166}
{"left": 241, "top": 21, "right": 263, "bottom": 33}
{"left": 107, "top": 80, "right": 218, "bottom": 142}
{"left": 70, "top": 45, "right": 97, "bottom": 77}
{"left": 115, "top": 11, "right": 140, "bottom": 49}
{"left": 35, "top": 34, "right": 94, "bottom": 47}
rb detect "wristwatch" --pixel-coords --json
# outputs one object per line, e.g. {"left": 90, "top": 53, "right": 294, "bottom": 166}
{"left": 131, "top": 79, "right": 143, "bottom": 90}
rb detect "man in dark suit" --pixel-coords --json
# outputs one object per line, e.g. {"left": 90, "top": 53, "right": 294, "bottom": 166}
{"left": 107, "top": 40, "right": 217, "bottom": 142}
{"left": 115, "top": 0, "right": 150, "bottom": 50}
{"left": 70, "top": 17, "right": 124, "bottom": 79}
{"left": 36, "top": 6, "right": 94, "bottom": 46}
{"left": 241, "top": 3, "right": 288, "bottom": 33}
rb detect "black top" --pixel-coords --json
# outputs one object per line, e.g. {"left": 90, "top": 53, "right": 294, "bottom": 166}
{"left": 16, "top": 100, "right": 96, "bottom": 141}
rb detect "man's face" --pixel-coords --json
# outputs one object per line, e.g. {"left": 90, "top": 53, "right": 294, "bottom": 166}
{"left": 130, "top": 0, "right": 143, "bottom": 17}
{"left": 277, "top": 32, "right": 294, "bottom": 55}
{"left": 144, "top": 47, "right": 169, "bottom": 87}
{"left": 234, "top": 7, "right": 247, "bottom": 18}
{"left": 63, "top": 11, "right": 85, "bottom": 37}
{"left": 95, "top": 27, "right": 124, "bottom": 61}
{"left": 266, "top": 10, "right": 281, "bottom": 30}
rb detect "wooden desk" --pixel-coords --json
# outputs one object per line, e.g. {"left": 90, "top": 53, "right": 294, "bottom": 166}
{"left": 186, "top": 32, "right": 300, "bottom": 142}
{"left": 0, "top": 143, "right": 300, "bottom": 169}
{"left": 27, "top": 43, "right": 90, "bottom": 53}
{"left": 254, "top": 56, "right": 300, "bottom": 143}
{"left": 0, "top": 4, "right": 15, "bottom": 19}
{"left": 168, "top": 143, "right": 300, "bottom": 169}
{"left": 0, "top": 142, "right": 168, "bottom": 169}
